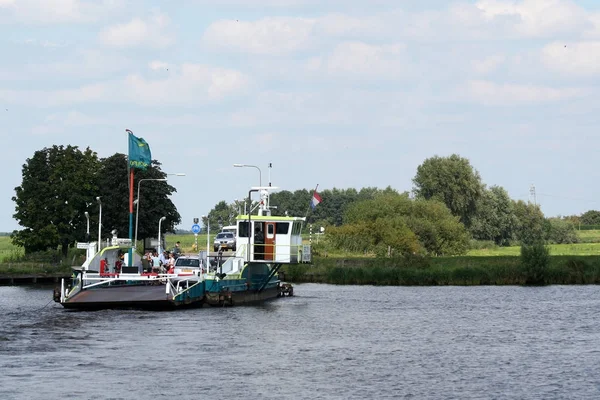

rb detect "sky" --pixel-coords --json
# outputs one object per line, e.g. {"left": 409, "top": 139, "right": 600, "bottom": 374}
{"left": 1, "top": 0, "right": 600, "bottom": 233}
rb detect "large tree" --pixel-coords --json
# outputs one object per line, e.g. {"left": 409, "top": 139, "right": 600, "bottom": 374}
{"left": 98, "top": 154, "right": 181, "bottom": 245}
{"left": 470, "top": 185, "right": 517, "bottom": 246}
{"left": 512, "top": 200, "right": 546, "bottom": 245}
{"left": 12, "top": 145, "right": 100, "bottom": 255}
{"left": 203, "top": 200, "right": 237, "bottom": 232}
{"left": 267, "top": 186, "right": 396, "bottom": 226}
{"left": 412, "top": 154, "right": 484, "bottom": 227}
{"left": 580, "top": 210, "right": 600, "bottom": 225}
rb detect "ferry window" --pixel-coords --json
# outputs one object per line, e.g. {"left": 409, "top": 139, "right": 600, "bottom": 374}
{"left": 276, "top": 222, "right": 289, "bottom": 234}
{"left": 239, "top": 221, "right": 249, "bottom": 237}
{"left": 268, "top": 224, "right": 274, "bottom": 235}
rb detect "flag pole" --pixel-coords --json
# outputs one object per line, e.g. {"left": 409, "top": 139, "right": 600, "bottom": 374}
{"left": 126, "top": 129, "right": 134, "bottom": 266}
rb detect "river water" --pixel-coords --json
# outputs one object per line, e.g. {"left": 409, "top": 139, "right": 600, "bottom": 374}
{"left": 0, "top": 284, "right": 599, "bottom": 399}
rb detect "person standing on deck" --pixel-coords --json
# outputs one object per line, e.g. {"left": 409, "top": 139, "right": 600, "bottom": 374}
{"left": 159, "top": 250, "right": 168, "bottom": 267}
{"left": 151, "top": 251, "right": 161, "bottom": 273}
{"left": 173, "top": 241, "right": 182, "bottom": 259}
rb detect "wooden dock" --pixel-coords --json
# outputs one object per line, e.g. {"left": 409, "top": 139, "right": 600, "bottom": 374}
{"left": 0, "top": 273, "right": 69, "bottom": 286}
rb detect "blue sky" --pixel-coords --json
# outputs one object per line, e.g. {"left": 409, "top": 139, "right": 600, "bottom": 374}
{"left": 1, "top": 0, "right": 600, "bottom": 232}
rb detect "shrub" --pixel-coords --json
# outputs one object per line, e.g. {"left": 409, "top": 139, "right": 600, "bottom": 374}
{"left": 520, "top": 242, "right": 550, "bottom": 285}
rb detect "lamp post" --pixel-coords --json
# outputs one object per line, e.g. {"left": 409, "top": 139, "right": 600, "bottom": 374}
{"left": 96, "top": 197, "right": 102, "bottom": 251}
{"left": 134, "top": 173, "right": 185, "bottom": 252}
{"left": 84, "top": 211, "right": 90, "bottom": 241}
{"left": 233, "top": 164, "right": 262, "bottom": 187}
{"left": 158, "top": 216, "right": 166, "bottom": 253}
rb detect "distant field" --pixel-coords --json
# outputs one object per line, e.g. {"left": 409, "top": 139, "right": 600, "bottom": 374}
{"left": 577, "top": 229, "right": 600, "bottom": 243}
{"left": 2, "top": 230, "right": 600, "bottom": 263}
{"left": 0, "top": 236, "right": 23, "bottom": 262}
{"left": 163, "top": 233, "right": 212, "bottom": 253}
{"left": 468, "top": 242, "right": 600, "bottom": 257}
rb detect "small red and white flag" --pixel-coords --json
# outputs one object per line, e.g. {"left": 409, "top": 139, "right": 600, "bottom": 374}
{"left": 311, "top": 190, "right": 322, "bottom": 210}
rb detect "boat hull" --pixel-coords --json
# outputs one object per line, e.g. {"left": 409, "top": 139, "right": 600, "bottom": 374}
{"left": 62, "top": 284, "right": 202, "bottom": 311}
{"left": 204, "top": 285, "right": 281, "bottom": 307}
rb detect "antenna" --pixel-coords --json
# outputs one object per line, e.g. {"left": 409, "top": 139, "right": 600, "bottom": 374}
{"left": 268, "top": 162, "right": 272, "bottom": 187}
{"left": 529, "top": 184, "right": 537, "bottom": 206}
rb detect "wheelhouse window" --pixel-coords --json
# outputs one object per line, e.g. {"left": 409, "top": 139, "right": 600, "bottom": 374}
{"left": 276, "top": 222, "right": 290, "bottom": 234}
{"left": 239, "top": 221, "right": 249, "bottom": 237}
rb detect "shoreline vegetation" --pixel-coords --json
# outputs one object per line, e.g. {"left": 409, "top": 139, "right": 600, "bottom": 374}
{"left": 2, "top": 233, "right": 600, "bottom": 286}
{"left": 283, "top": 255, "right": 600, "bottom": 286}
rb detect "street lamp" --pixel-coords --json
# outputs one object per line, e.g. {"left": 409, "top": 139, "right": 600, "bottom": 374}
{"left": 84, "top": 211, "right": 90, "bottom": 241}
{"left": 158, "top": 216, "right": 166, "bottom": 254}
{"left": 233, "top": 164, "right": 262, "bottom": 187}
{"left": 96, "top": 197, "right": 102, "bottom": 250}
{"left": 134, "top": 173, "right": 185, "bottom": 251}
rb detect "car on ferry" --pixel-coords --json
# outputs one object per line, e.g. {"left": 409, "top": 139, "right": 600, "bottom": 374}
{"left": 213, "top": 232, "right": 236, "bottom": 252}
{"left": 173, "top": 255, "right": 203, "bottom": 276}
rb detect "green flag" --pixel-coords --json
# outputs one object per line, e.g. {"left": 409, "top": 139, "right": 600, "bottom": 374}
{"left": 128, "top": 130, "right": 151, "bottom": 170}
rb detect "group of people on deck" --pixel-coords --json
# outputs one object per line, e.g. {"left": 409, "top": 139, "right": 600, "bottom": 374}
{"left": 142, "top": 242, "right": 181, "bottom": 274}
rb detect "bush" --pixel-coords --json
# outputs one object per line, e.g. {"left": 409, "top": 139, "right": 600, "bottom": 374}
{"left": 545, "top": 219, "right": 579, "bottom": 244}
{"left": 520, "top": 242, "right": 550, "bottom": 285}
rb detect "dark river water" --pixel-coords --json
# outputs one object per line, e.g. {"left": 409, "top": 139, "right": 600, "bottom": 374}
{"left": 0, "top": 284, "right": 599, "bottom": 399}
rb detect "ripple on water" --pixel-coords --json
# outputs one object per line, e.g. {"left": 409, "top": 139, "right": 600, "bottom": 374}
{"left": 0, "top": 284, "right": 600, "bottom": 400}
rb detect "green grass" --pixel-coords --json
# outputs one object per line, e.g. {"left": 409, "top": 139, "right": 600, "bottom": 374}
{"left": 577, "top": 229, "right": 600, "bottom": 243}
{"left": 0, "top": 236, "right": 24, "bottom": 262}
{"left": 163, "top": 233, "right": 211, "bottom": 253}
{"left": 467, "top": 243, "right": 600, "bottom": 257}
{"left": 283, "top": 254, "right": 600, "bottom": 286}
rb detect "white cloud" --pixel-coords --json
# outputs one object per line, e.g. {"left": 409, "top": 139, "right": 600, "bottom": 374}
{"left": 542, "top": 41, "right": 600, "bottom": 76}
{"left": 149, "top": 60, "right": 171, "bottom": 71}
{"left": 475, "top": 0, "right": 592, "bottom": 37}
{"left": 472, "top": 54, "right": 506, "bottom": 75}
{"left": 129, "top": 63, "right": 250, "bottom": 104}
{"left": 466, "top": 80, "right": 586, "bottom": 105}
{"left": 99, "top": 13, "right": 173, "bottom": 48}
{"left": 587, "top": 13, "right": 600, "bottom": 38}
{"left": 310, "top": 41, "right": 407, "bottom": 80}
{"left": 202, "top": 17, "right": 316, "bottom": 54}
{"left": 0, "top": 0, "right": 120, "bottom": 24}
{"left": 31, "top": 110, "right": 106, "bottom": 135}
{"left": 0, "top": 83, "right": 108, "bottom": 107}
{"left": 0, "top": 63, "right": 249, "bottom": 106}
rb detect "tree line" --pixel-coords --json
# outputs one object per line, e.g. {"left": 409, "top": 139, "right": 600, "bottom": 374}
{"left": 12, "top": 146, "right": 590, "bottom": 259}
{"left": 12, "top": 145, "right": 180, "bottom": 256}
{"left": 207, "top": 154, "right": 582, "bottom": 256}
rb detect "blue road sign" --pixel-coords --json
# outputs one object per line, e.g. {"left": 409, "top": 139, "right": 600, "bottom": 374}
{"left": 191, "top": 224, "right": 201, "bottom": 234}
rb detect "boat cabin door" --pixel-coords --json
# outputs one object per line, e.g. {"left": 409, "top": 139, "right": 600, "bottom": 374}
{"left": 264, "top": 222, "right": 275, "bottom": 261}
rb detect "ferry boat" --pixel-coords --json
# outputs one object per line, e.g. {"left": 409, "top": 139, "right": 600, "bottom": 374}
{"left": 54, "top": 186, "right": 311, "bottom": 310}
{"left": 203, "top": 186, "right": 309, "bottom": 306}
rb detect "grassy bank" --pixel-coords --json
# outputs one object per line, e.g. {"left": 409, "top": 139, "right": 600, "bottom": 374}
{"left": 3, "top": 232, "right": 600, "bottom": 285}
{"left": 283, "top": 255, "right": 600, "bottom": 285}
{"left": 467, "top": 243, "right": 600, "bottom": 256}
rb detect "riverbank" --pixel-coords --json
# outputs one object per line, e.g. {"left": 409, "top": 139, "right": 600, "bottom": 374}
{"left": 282, "top": 255, "right": 600, "bottom": 285}
{"left": 3, "top": 255, "right": 600, "bottom": 286}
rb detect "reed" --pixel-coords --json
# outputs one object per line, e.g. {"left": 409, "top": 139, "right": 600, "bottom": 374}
{"left": 282, "top": 255, "right": 600, "bottom": 286}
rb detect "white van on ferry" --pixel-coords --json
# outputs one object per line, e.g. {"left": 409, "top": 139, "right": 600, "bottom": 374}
{"left": 221, "top": 225, "right": 237, "bottom": 235}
